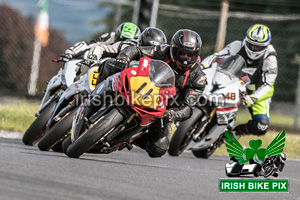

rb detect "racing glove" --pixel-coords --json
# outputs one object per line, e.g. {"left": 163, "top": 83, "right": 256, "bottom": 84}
{"left": 243, "top": 95, "right": 257, "bottom": 107}
{"left": 162, "top": 109, "right": 175, "bottom": 122}
{"left": 163, "top": 106, "right": 192, "bottom": 122}
{"left": 59, "top": 53, "right": 73, "bottom": 62}
{"left": 115, "top": 57, "right": 130, "bottom": 70}
{"left": 75, "top": 54, "right": 98, "bottom": 76}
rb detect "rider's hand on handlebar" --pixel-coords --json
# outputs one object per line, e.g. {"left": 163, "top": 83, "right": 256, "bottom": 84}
{"left": 59, "top": 53, "right": 73, "bottom": 62}
{"left": 162, "top": 109, "right": 175, "bottom": 122}
{"left": 243, "top": 95, "right": 257, "bottom": 107}
{"left": 81, "top": 54, "right": 98, "bottom": 68}
{"left": 115, "top": 57, "right": 130, "bottom": 70}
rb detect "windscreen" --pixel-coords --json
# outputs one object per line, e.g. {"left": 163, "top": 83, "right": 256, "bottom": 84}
{"left": 218, "top": 54, "right": 247, "bottom": 77}
{"left": 149, "top": 59, "right": 175, "bottom": 88}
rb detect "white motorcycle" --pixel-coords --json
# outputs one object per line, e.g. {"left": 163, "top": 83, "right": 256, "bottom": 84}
{"left": 37, "top": 65, "right": 100, "bottom": 152}
{"left": 168, "top": 54, "right": 250, "bottom": 158}
{"left": 22, "top": 57, "right": 80, "bottom": 145}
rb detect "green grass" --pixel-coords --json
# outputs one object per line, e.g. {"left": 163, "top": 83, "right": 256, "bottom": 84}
{"left": 236, "top": 109, "right": 299, "bottom": 128}
{"left": 0, "top": 102, "right": 39, "bottom": 132}
{"left": 1, "top": 101, "right": 299, "bottom": 159}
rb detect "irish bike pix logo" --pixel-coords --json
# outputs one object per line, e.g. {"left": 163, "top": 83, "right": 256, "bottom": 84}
{"left": 219, "top": 130, "right": 288, "bottom": 192}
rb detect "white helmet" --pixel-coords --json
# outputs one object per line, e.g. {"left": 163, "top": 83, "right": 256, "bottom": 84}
{"left": 244, "top": 24, "right": 271, "bottom": 60}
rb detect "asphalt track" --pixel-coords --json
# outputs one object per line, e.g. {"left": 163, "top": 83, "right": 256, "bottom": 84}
{"left": 0, "top": 138, "right": 299, "bottom": 200}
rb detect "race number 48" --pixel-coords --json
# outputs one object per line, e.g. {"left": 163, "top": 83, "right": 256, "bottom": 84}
{"left": 223, "top": 92, "right": 236, "bottom": 100}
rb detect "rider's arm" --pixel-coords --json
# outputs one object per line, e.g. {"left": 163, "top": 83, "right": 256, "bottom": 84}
{"left": 88, "top": 32, "right": 115, "bottom": 45}
{"left": 200, "top": 41, "right": 243, "bottom": 69}
{"left": 217, "top": 41, "right": 243, "bottom": 56}
{"left": 169, "top": 68, "right": 207, "bottom": 121}
{"left": 252, "top": 55, "right": 277, "bottom": 102}
{"left": 65, "top": 41, "right": 89, "bottom": 58}
{"left": 117, "top": 44, "right": 171, "bottom": 62}
{"left": 64, "top": 32, "right": 115, "bottom": 58}
{"left": 117, "top": 45, "right": 144, "bottom": 61}
{"left": 87, "top": 41, "right": 122, "bottom": 61}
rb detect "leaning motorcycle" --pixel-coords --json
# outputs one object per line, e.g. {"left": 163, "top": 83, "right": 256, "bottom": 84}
{"left": 37, "top": 65, "right": 99, "bottom": 152}
{"left": 64, "top": 57, "right": 176, "bottom": 158}
{"left": 168, "top": 54, "right": 250, "bottom": 158}
{"left": 22, "top": 56, "right": 80, "bottom": 145}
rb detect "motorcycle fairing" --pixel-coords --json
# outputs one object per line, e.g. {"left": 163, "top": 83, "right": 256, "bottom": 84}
{"left": 117, "top": 57, "right": 176, "bottom": 126}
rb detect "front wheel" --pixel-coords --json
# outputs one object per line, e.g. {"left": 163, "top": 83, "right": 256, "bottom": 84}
{"left": 168, "top": 108, "right": 203, "bottom": 156}
{"left": 62, "top": 135, "right": 72, "bottom": 154}
{"left": 66, "top": 108, "right": 124, "bottom": 158}
{"left": 22, "top": 101, "right": 56, "bottom": 145}
{"left": 38, "top": 109, "right": 77, "bottom": 151}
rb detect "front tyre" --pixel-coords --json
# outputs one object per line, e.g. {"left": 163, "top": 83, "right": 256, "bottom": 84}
{"left": 38, "top": 109, "right": 77, "bottom": 151}
{"left": 22, "top": 101, "right": 56, "bottom": 145}
{"left": 168, "top": 108, "right": 203, "bottom": 156}
{"left": 66, "top": 108, "right": 124, "bottom": 158}
{"left": 62, "top": 135, "right": 72, "bottom": 154}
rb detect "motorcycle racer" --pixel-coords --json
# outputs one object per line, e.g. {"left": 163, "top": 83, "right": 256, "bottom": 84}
{"left": 114, "top": 29, "right": 207, "bottom": 157}
{"left": 69, "top": 22, "right": 142, "bottom": 78}
{"left": 61, "top": 22, "right": 141, "bottom": 60}
{"left": 94, "top": 27, "right": 167, "bottom": 84}
{"left": 75, "top": 27, "right": 168, "bottom": 81}
{"left": 214, "top": 24, "right": 277, "bottom": 137}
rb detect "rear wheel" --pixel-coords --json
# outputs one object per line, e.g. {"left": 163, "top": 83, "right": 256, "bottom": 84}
{"left": 38, "top": 109, "right": 77, "bottom": 151}
{"left": 22, "top": 101, "right": 56, "bottom": 145}
{"left": 66, "top": 108, "right": 124, "bottom": 158}
{"left": 168, "top": 108, "right": 203, "bottom": 156}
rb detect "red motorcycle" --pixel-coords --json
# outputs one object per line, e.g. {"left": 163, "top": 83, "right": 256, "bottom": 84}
{"left": 64, "top": 57, "right": 176, "bottom": 158}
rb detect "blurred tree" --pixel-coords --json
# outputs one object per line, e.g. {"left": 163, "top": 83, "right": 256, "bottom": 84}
{"left": 0, "top": 4, "right": 70, "bottom": 96}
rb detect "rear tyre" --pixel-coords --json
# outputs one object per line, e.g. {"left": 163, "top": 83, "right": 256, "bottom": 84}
{"left": 38, "top": 109, "right": 77, "bottom": 151}
{"left": 66, "top": 108, "right": 124, "bottom": 158}
{"left": 22, "top": 101, "right": 56, "bottom": 145}
{"left": 168, "top": 108, "right": 203, "bottom": 156}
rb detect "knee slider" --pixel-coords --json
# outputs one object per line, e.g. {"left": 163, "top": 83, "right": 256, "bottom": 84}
{"left": 251, "top": 118, "right": 269, "bottom": 136}
{"left": 146, "top": 136, "right": 169, "bottom": 158}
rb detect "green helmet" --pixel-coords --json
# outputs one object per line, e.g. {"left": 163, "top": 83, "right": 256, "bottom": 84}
{"left": 114, "top": 22, "right": 141, "bottom": 42}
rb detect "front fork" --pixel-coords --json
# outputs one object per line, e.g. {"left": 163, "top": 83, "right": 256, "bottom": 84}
{"left": 192, "top": 107, "right": 217, "bottom": 141}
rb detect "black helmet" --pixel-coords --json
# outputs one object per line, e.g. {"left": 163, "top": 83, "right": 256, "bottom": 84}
{"left": 139, "top": 27, "right": 167, "bottom": 46}
{"left": 170, "top": 29, "right": 202, "bottom": 70}
{"left": 114, "top": 22, "right": 141, "bottom": 42}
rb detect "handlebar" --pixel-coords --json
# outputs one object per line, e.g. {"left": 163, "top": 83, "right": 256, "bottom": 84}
{"left": 52, "top": 54, "right": 71, "bottom": 63}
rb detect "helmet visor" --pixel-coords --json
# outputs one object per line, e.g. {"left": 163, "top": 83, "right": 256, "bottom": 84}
{"left": 246, "top": 41, "right": 267, "bottom": 52}
{"left": 173, "top": 47, "right": 199, "bottom": 64}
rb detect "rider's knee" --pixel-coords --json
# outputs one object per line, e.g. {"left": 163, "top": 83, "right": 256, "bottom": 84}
{"left": 146, "top": 136, "right": 169, "bottom": 158}
{"left": 248, "top": 118, "right": 269, "bottom": 136}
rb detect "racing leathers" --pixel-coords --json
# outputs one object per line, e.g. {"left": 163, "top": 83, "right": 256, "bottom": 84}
{"left": 75, "top": 39, "right": 139, "bottom": 80}
{"left": 64, "top": 32, "right": 115, "bottom": 59}
{"left": 117, "top": 44, "right": 207, "bottom": 157}
{"left": 217, "top": 40, "right": 278, "bottom": 135}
